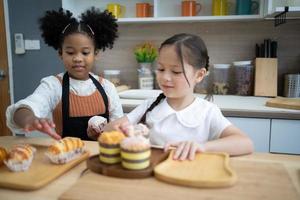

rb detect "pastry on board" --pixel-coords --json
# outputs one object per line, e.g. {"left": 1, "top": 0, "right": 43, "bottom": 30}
{"left": 4, "top": 144, "right": 36, "bottom": 172}
{"left": 45, "top": 137, "right": 85, "bottom": 164}
{"left": 0, "top": 146, "right": 8, "bottom": 166}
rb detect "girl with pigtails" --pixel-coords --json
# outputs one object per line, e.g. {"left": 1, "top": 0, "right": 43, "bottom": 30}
{"left": 6, "top": 7, "right": 123, "bottom": 140}
{"left": 104, "top": 33, "right": 254, "bottom": 160}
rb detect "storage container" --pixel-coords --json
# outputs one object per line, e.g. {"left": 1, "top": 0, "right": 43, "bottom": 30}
{"left": 284, "top": 74, "right": 300, "bottom": 97}
{"left": 233, "top": 61, "right": 254, "bottom": 96}
{"left": 212, "top": 64, "right": 231, "bottom": 95}
{"left": 104, "top": 70, "right": 121, "bottom": 86}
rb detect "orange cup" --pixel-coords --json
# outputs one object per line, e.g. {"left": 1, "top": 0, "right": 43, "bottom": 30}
{"left": 181, "top": 0, "right": 202, "bottom": 16}
{"left": 136, "top": 3, "right": 152, "bottom": 17}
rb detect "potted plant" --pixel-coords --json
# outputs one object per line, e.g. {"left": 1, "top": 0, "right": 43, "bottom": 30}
{"left": 134, "top": 42, "right": 158, "bottom": 89}
{"left": 134, "top": 42, "right": 158, "bottom": 64}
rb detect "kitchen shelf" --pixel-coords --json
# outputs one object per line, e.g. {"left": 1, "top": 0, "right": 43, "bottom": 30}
{"left": 264, "top": 0, "right": 300, "bottom": 19}
{"left": 62, "top": 0, "right": 264, "bottom": 24}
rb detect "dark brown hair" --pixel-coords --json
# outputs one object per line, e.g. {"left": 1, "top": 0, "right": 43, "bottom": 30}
{"left": 139, "top": 33, "right": 210, "bottom": 124}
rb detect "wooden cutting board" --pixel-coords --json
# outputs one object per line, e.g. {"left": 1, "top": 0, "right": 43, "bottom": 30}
{"left": 86, "top": 148, "right": 169, "bottom": 178}
{"left": 59, "top": 159, "right": 299, "bottom": 200}
{"left": 266, "top": 97, "right": 300, "bottom": 110}
{"left": 0, "top": 145, "right": 89, "bottom": 190}
{"left": 154, "top": 151, "right": 237, "bottom": 188}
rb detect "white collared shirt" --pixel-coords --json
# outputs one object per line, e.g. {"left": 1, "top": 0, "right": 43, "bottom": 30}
{"left": 6, "top": 72, "right": 124, "bottom": 132}
{"left": 127, "top": 97, "right": 231, "bottom": 146}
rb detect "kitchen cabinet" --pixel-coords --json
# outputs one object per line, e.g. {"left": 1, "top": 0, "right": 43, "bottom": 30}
{"left": 264, "top": 0, "right": 300, "bottom": 18}
{"left": 270, "top": 119, "right": 300, "bottom": 154}
{"left": 62, "top": 0, "right": 264, "bottom": 23}
{"left": 227, "top": 117, "right": 270, "bottom": 152}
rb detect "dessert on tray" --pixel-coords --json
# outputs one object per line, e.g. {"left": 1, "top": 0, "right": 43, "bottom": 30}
{"left": 4, "top": 144, "right": 36, "bottom": 172}
{"left": 121, "top": 135, "right": 151, "bottom": 170}
{"left": 45, "top": 137, "right": 85, "bottom": 164}
{"left": 98, "top": 131, "right": 126, "bottom": 164}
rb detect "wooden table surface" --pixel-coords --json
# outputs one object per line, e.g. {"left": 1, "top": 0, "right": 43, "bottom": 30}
{"left": 0, "top": 136, "right": 300, "bottom": 200}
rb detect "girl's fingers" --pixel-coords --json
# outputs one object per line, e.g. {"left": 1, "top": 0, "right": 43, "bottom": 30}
{"left": 179, "top": 142, "right": 191, "bottom": 161}
{"left": 173, "top": 142, "right": 185, "bottom": 160}
{"left": 39, "top": 119, "right": 61, "bottom": 140}
{"left": 188, "top": 142, "right": 198, "bottom": 160}
{"left": 33, "top": 119, "right": 43, "bottom": 130}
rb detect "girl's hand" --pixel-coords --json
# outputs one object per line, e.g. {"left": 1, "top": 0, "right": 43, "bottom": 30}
{"left": 87, "top": 126, "right": 101, "bottom": 140}
{"left": 164, "top": 141, "right": 205, "bottom": 161}
{"left": 23, "top": 117, "right": 61, "bottom": 140}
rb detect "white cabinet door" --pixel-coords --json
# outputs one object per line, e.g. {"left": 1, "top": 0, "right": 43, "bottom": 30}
{"left": 227, "top": 117, "right": 270, "bottom": 152}
{"left": 270, "top": 119, "right": 300, "bottom": 154}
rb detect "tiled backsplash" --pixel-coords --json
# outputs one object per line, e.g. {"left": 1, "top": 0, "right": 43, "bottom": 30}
{"left": 94, "top": 20, "right": 300, "bottom": 95}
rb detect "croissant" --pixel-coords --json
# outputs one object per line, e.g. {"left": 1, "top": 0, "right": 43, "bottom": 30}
{"left": 48, "top": 137, "right": 84, "bottom": 155}
{"left": 46, "top": 137, "right": 85, "bottom": 164}
{"left": 0, "top": 147, "right": 8, "bottom": 165}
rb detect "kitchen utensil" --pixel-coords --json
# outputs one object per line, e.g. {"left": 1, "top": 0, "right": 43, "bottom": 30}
{"left": 254, "top": 58, "right": 278, "bottom": 97}
{"left": 0, "top": 145, "right": 89, "bottom": 190}
{"left": 107, "top": 3, "right": 125, "bottom": 18}
{"left": 86, "top": 148, "right": 169, "bottom": 179}
{"left": 154, "top": 151, "right": 237, "bottom": 188}
{"left": 181, "top": 0, "right": 202, "bottom": 16}
{"left": 284, "top": 74, "right": 300, "bottom": 98}
{"left": 236, "top": 0, "right": 259, "bottom": 15}
{"left": 136, "top": 3, "right": 152, "bottom": 17}
{"left": 266, "top": 96, "right": 300, "bottom": 110}
{"left": 275, "top": 6, "right": 289, "bottom": 27}
{"left": 212, "top": 0, "right": 229, "bottom": 16}
{"left": 270, "top": 41, "right": 278, "bottom": 58}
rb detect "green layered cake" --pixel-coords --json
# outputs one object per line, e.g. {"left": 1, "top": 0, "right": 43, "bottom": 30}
{"left": 98, "top": 131, "right": 125, "bottom": 164}
{"left": 120, "top": 136, "right": 151, "bottom": 170}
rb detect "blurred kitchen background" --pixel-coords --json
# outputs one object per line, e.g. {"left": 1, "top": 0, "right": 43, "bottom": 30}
{"left": 6, "top": 0, "right": 300, "bottom": 101}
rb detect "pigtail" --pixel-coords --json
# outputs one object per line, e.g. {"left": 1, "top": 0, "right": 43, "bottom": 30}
{"left": 80, "top": 7, "right": 118, "bottom": 51}
{"left": 139, "top": 93, "right": 166, "bottom": 124}
{"left": 39, "top": 8, "right": 76, "bottom": 50}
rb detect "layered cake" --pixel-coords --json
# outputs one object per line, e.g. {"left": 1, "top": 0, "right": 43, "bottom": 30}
{"left": 45, "top": 137, "right": 85, "bottom": 164}
{"left": 120, "top": 135, "right": 151, "bottom": 170}
{"left": 4, "top": 144, "right": 36, "bottom": 172}
{"left": 98, "top": 131, "right": 125, "bottom": 164}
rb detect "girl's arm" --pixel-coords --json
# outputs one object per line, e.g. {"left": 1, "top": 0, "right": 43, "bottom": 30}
{"left": 166, "top": 125, "right": 253, "bottom": 161}
{"left": 204, "top": 125, "right": 254, "bottom": 156}
{"left": 14, "top": 107, "right": 61, "bottom": 140}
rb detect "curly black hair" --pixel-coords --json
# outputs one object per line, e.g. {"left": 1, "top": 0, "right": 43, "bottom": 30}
{"left": 39, "top": 7, "right": 118, "bottom": 51}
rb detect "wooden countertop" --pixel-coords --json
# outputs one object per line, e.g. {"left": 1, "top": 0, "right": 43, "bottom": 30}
{"left": 119, "top": 89, "right": 300, "bottom": 119}
{"left": 0, "top": 136, "right": 300, "bottom": 200}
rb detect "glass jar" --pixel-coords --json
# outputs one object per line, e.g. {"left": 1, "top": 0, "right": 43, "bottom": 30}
{"left": 212, "top": 64, "right": 231, "bottom": 95}
{"left": 104, "top": 70, "right": 121, "bottom": 86}
{"left": 233, "top": 61, "right": 254, "bottom": 96}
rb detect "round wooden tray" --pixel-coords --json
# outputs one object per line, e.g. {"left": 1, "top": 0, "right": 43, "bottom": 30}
{"left": 86, "top": 148, "right": 169, "bottom": 179}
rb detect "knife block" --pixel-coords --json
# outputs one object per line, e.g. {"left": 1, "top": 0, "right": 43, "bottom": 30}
{"left": 254, "top": 58, "right": 278, "bottom": 97}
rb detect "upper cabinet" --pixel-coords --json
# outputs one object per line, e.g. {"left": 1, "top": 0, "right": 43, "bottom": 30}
{"left": 62, "top": 0, "right": 265, "bottom": 23}
{"left": 264, "top": 0, "right": 300, "bottom": 18}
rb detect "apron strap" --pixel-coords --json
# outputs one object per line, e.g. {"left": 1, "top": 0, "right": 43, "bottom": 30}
{"left": 62, "top": 72, "right": 110, "bottom": 135}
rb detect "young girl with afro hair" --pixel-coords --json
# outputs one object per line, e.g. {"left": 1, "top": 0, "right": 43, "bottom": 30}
{"left": 6, "top": 7, "right": 123, "bottom": 140}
